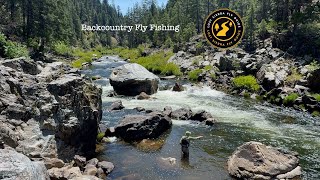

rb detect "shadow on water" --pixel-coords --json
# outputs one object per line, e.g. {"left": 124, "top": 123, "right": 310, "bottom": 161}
{"left": 82, "top": 56, "right": 320, "bottom": 180}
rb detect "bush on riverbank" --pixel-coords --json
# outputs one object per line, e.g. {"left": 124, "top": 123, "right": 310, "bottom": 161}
{"left": 0, "top": 33, "right": 29, "bottom": 58}
{"left": 52, "top": 41, "right": 72, "bottom": 57}
{"left": 283, "top": 93, "right": 299, "bottom": 105}
{"left": 232, "top": 75, "right": 260, "bottom": 92}
{"left": 188, "top": 69, "right": 203, "bottom": 81}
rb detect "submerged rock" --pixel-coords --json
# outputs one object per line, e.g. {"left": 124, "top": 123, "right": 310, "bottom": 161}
{"left": 172, "top": 82, "right": 184, "bottom": 92}
{"left": 114, "top": 114, "right": 172, "bottom": 141}
{"left": 227, "top": 141, "right": 301, "bottom": 179}
{"left": 136, "top": 92, "right": 151, "bottom": 100}
{"left": 171, "top": 108, "right": 193, "bottom": 120}
{"left": 190, "top": 110, "right": 213, "bottom": 122}
{"left": 109, "top": 100, "right": 125, "bottom": 111}
{"left": 0, "top": 148, "right": 49, "bottom": 180}
{"left": 110, "top": 63, "right": 160, "bottom": 96}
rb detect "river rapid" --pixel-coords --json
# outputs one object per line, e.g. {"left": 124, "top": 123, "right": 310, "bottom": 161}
{"left": 81, "top": 56, "right": 320, "bottom": 180}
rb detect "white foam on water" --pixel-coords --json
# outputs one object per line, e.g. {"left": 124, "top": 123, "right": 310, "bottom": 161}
{"left": 107, "top": 137, "right": 118, "bottom": 143}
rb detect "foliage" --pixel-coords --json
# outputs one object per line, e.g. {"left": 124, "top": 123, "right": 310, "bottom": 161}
{"left": 188, "top": 69, "right": 203, "bottom": 81}
{"left": 210, "top": 73, "right": 217, "bottom": 80}
{"left": 307, "top": 60, "right": 320, "bottom": 72}
{"left": 204, "top": 65, "right": 213, "bottom": 71}
{"left": 53, "top": 41, "right": 72, "bottom": 57}
{"left": 131, "top": 50, "right": 182, "bottom": 76}
{"left": 283, "top": 93, "right": 299, "bottom": 105}
{"left": 232, "top": 75, "right": 260, "bottom": 92}
{"left": 312, "top": 94, "right": 320, "bottom": 102}
{"left": 0, "top": 33, "right": 29, "bottom": 58}
{"left": 97, "top": 132, "right": 105, "bottom": 142}
{"left": 312, "top": 111, "right": 320, "bottom": 117}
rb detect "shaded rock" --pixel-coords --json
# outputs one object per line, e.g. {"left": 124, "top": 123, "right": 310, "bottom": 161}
{"left": 44, "top": 158, "right": 65, "bottom": 169}
{"left": 96, "top": 168, "right": 106, "bottom": 179}
{"left": 136, "top": 92, "right": 150, "bottom": 100}
{"left": 48, "top": 166, "right": 82, "bottom": 180}
{"left": 2, "top": 57, "right": 41, "bottom": 75}
{"left": 110, "top": 63, "right": 160, "bottom": 96}
{"left": 204, "top": 118, "right": 217, "bottom": 126}
{"left": 114, "top": 114, "right": 172, "bottom": 141}
{"left": 190, "top": 110, "right": 213, "bottom": 122}
{"left": 110, "top": 100, "right": 125, "bottom": 111}
{"left": 163, "top": 106, "right": 173, "bottom": 117}
{"left": 172, "top": 82, "right": 184, "bottom": 92}
{"left": 307, "top": 69, "right": 320, "bottom": 92}
{"left": 227, "top": 141, "right": 301, "bottom": 179}
{"left": 74, "top": 155, "right": 86, "bottom": 169}
{"left": 171, "top": 108, "right": 192, "bottom": 120}
{"left": 0, "top": 148, "right": 49, "bottom": 180}
{"left": 134, "top": 107, "right": 145, "bottom": 112}
{"left": 105, "top": 127, "right": 116, "bottom": 137}
{"left": 98, "top": 161, "right": 114, "bottom": 175}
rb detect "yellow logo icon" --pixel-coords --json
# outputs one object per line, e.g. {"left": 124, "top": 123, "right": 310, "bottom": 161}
{"left": 204, "top": 9, "right": 244, "bottom": 49}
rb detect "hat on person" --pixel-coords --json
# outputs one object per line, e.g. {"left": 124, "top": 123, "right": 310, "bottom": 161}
{"left": 185, "top": 131, "right": 191, "bottom": 136}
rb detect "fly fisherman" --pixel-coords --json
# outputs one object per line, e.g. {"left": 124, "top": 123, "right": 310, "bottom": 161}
{"left": 180, "top": 131, "right": 203, "bottom": 158}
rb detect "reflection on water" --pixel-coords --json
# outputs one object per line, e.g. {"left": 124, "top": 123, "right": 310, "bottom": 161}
{"left": 83, "top": 56, "right": 320, "bottom": 180}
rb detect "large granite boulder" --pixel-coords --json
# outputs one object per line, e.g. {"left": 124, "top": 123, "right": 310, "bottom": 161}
{"left": 227, "top": 141, "right": 301, "bottom": 179}
{"left": 0, "top": 148, "right": 49, "bottom": 180}
{"left": 114, "top": 114, "right": 172, "bottom": 141}
{"left": 110, "top": 63, "right": 160, "bottom": 96}
{"left": 0, "top": 58, "right": 102, "bottom": 161}
{"left": 170, "top": 108, "right": 193, "bottom": 120}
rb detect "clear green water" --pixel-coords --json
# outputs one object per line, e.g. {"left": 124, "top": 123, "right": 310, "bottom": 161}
{"left": 82, "top": 56, "right": 320, "bottom": 180}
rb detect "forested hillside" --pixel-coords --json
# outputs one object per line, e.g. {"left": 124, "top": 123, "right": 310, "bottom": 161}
{"left": 0, "top": 0, "right": 319, "bottom": 57}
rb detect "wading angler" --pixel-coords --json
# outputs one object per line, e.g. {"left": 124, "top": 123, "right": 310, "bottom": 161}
{"left": 149, "top": 24, "right": 180, "bottom": 32}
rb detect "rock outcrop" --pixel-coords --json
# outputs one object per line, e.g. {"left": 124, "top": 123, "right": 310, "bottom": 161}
{"left": 0, "top": 57, "right": 102, "bottom": 162}
{"left": 0, "top": 148, "right": 49, "bottom": 180}
{"left": 114, "top": 114, "right": 172, "bottom": 141}
{"left": 110, "top": 63, "right": 160, "bottom": 96}
{"left": 227, "top": 141, "right": 301, "bottom": 179}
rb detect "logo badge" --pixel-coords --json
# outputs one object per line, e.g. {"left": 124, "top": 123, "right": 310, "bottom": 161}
{"left": 204, "top": 9, "right": 244, "bottom": 49}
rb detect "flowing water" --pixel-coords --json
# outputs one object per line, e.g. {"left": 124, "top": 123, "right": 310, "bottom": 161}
{"left": 81, "top": 56, "right": 320, "bottom": 180}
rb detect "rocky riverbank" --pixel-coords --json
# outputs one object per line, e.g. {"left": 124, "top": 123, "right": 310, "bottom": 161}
{"left": 167, "top": 35, "right": 320, "bottom": 116}
{"left": 0, "top": 57, "right": 103, "bottom": 179}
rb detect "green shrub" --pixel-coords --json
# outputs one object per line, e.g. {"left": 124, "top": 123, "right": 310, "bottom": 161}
{"left": 132, "top": 51, "right": 181, "bottom": 76}
{"left": 188, "top": 69, "right": 203, "bottom": 81}
{"left": 97, "top": 132, "right": 105, "bottom": 142}
{"left": 283, "top": 93, "right": 299, "bottom": 105}
{"left": 53, "top": 41, "right": 72, "bottom": 57}
{"left": 161, "top": 63, "right": 182, "bottom": 76}
{"left": 286, "top": 68, "right": 302, "bottom": 85}
{"left": 204, "top": 65, "right": 213, "bottom": 71}
{"left": 312, "top": 94, "right": 320, "bottom": 102}
{"left": 232, "top": 75, "right": 260, "bottom": 92}
{"left": 0, "top": 33, "right": 29, "bottom": 58}
{"left": 312, "top": 111, "right": 320, "bottom": 117}
{"left": 307, "top": 60, "right": 320, "bottom": 71}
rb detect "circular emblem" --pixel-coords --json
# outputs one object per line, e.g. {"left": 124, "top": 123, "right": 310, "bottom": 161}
{"left": 204, "top": 9, "right": 244, "bottom": 49}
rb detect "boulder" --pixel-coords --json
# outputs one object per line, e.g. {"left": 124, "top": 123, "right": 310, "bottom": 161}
{"left": 307, "top": 69, "right": 320, "bottom": 92}
{"left": 71, "top": 175, "right": 102, "bottom": 180}
{"left": 172, "top": 82, "right": 184, "bottom": 92}
{"left": 114, "top": 114, "right": 172, "bottom": 141}
{"left": 48, "top": 166, "right": 82, "bottom": 180}
{"left": 109, "top": 100, "right": 125, "bottom": 111}
{"left": 227, "top": 141, "right": 301, "bottom": 179}
{"left": 163, "top": 106, "right": 173, "bottom": 117}
{"left": 171, "top": 108, "right": 193, "bottom": 120}
{"left": 136, "top": 92, "right": 150, "bottom": 100}
{"left": 44, "top": 158, "right": 65, "bottom": 169}
{"left": 204, "top": 118, "right": 216, "bottom": 126}
{"left": 190, "top": 110, "right": 213, "bottom": 122}
{"left": 74, "top": 155, "right": 86, "bottom": 169}
{"left": 86, "top": 158, "right": 99, "bottom": 167}
{"left": 0, "top": 148, "right": 49, "bottom": 180}
{"left": 83, "top": 164, "right": 98, "bottom": 176}
{"left": 110, "top": 63, "right": 160, "bottom": 96}
{"left": 98, "top": 161, "right": 114, "bottom": 175}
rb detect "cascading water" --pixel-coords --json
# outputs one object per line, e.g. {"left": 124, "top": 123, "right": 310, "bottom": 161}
{"left": 81, "top": 56, "right": 320, "bottom": 180}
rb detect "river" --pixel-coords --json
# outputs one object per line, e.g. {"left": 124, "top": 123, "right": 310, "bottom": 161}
{"left": 81, "top": 56, "right": 320, "bottom": 180}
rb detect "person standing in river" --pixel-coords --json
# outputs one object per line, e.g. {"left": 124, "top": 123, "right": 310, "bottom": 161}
{"left": 180, "top": 131, "right": 203, "bottom": 158}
